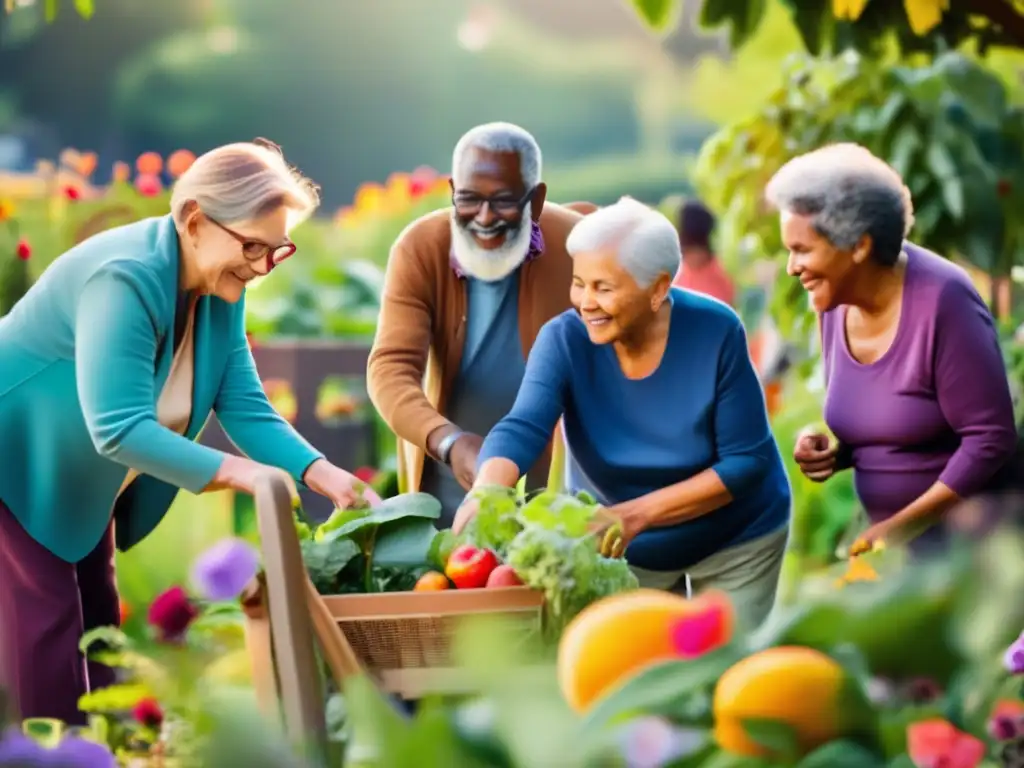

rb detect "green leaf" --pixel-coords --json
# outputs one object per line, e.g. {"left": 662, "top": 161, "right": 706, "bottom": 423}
{"left": 373, "top": 517, "right": 439, "bottom": 568}
{"left": 77, "top": 683, "right": 152, "bottom": 713}
{"left": 925, "top": 141, "right": 957, "bottom": 180}
{"left": 428, "top": 528, "right": 457, "bottom": 570}
{"left": 627, "top": 0, "right": 683, "bottom": 34}
{"left": 78, "top": 626, "right": 130, "bottom": 655}
{"left": 301, "top": 536, "right": 360, "bottom": 592}
{"left": 740, "top": 718, "right": 801, "bottom": 760}
{"left": 886, "top": 126, "right": 923, "bottom": 178}
{"left": 72, "top": 0, "right": 94, "bottom": 19}
{"left": 579, "top": 648, "right": 741, "bottom": 739}
{"left": 797, "top": 740, "right": 885, "bottom": 768}
{"left": 319, "top": 493, "right": 441, "bottom": 543}
{"left": 22, "top": 718, "right": 64, "bottom": 747}
{"left": 939, "top": 176, "right": 965, "bottom": 220}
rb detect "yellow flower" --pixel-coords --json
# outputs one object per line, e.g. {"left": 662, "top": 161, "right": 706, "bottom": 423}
{"left": 834, "top": 554, "right": 880, "bottom": 588}
{"left": 833, "top": 0, "right": 869, "bottom": 22}
{"left": 904, "top": 0, "right": 948, "bottom": 36}
{"left": 0, "top": 198, "right": 14, "bottom": 222}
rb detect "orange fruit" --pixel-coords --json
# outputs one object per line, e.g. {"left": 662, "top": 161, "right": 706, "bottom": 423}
{"left": 557, "top": 589, "right": 733, "bottom": 713}
{"left": 414, "top": 571, "right": 450, "bottom": 591}
{"left": 713, "top": 646, "right": 863, "bottom": 757}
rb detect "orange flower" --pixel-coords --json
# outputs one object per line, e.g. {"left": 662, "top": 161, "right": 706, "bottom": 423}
{"left": 167, "top": 149, "right": 196, "bottom": 178}
{"left": 0, "top": 199, "right": 13, "bottom": 221}
{"left": 136, "top": 151, "right": 163, "bottom": 176}
{"left": 906, "top": 719, "right": 984, "bottom": 768}
{"left": 119, "top": 598, "right": 132, "bottom": 623}
{"left": 112, "top": 162, "right": 131, "bottom": 184}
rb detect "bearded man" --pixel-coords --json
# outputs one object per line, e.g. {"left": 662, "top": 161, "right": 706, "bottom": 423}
{"left": 367, "top": 123, "right": 581, "bottom": 524}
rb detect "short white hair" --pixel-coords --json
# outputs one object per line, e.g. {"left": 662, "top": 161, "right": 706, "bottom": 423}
{"left": 566, "top": 197, "right": 681, "bottom": 288}
{"left": 452, "top": 122, "right": 542, "bottom": 189}
{"left": 170, "top": 141, "right": 320, "bottom": 229}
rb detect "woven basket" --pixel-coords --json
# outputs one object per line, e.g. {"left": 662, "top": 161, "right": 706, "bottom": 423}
{"left": 323, "top": 587, "right": 544, "bottom": 697}
{"left": 243, "top": 582, "right": 545, "bottom": 705}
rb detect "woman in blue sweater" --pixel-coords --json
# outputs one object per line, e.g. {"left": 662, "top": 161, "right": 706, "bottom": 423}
{"left": 454, "top": 197, "right": 791, "bottom": 629}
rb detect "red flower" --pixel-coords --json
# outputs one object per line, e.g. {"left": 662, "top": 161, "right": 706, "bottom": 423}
{"left": 15, "top": 239, "right": 31, "bottom": 261}
{"left": 131, "top": 698, "right": 164, "bottom": 729}
{"left": 353, "top": 466, "right": 377, "bottom": 484}
{"left": 147, "top": 585, "right": 198, "bottom": 641}
{"left": 63, "top": 185, "right": 81, "bottom": 201}
{"left": 906, "top": 719, "right": 985, "bottom": 768}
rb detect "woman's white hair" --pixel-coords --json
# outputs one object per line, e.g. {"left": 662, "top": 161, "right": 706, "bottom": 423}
{"left": 170, "top": 140, "right": 320, "bottom": 229}
{"left": 566, "top": 196, "right": 681, "bottom": 288}
{"left": 452, "top": 122, "right": 542, "bottom": 189}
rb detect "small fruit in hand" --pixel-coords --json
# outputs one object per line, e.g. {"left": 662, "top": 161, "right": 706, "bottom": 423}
{"left": 414, "top": 571, "right": 450, "bottom": 591}
{"left": 485, "top": 564, "right": 522, "bottom": 588}
{"left": 444, "top": 545, "right": 499, "bottom": 589}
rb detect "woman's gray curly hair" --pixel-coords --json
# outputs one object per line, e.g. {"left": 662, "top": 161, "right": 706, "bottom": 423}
{"left": 764, "top": 143, "right": 915, "bottom": 267}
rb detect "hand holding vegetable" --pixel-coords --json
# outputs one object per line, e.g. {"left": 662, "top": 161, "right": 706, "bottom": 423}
{"left": 304, "top": 459, "right": 382, "bottom": 509}
{"left": 589, "top": 502, "right": 649, "bottom": 559}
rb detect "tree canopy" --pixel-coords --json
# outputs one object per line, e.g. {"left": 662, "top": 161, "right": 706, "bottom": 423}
{"left": 630, "top": 0, "right": 1024, "bottom": 56}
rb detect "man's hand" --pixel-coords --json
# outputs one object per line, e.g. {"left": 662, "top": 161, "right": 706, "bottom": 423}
{"left": 426, "top": 425, "right": 484, "bottom": 490}
{"left": 449, "top": 433, "right": 483, "bottom": 490}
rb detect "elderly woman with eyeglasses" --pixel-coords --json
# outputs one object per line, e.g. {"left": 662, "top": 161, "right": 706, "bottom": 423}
{"left": 770, "top": 143, "right": 1017, "bottom": 552}
{"left": 453, "top": 197, "right": 792, "bottom": 631}
{"left": 0, "top": 140, "right": 376, "bottom": 723}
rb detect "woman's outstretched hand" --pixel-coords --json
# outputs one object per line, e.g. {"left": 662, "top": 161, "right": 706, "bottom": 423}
{"left": 303, "top": 459, "right": 382, "bottom": 509}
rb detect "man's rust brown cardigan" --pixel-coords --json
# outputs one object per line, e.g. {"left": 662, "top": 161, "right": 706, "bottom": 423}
{"left": 367, "top": 203, "right": 583, "bottom": 493}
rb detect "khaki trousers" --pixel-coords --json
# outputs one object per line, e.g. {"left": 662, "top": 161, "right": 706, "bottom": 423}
{"left": 630, "top": 526, "right": 789, "bottom": 633}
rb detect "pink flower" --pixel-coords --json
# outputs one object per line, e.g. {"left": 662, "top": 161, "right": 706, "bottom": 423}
{"left": 14, "top": 238, "right": 31, "bottom": 261}
{"left": 135, "top": 173, "right": 163, "bottom": 197}
{"left": 1004, "top": 631, "right": 1024, "bottom": 675}
{"left": 147, "top": 585, "right": 198, "bottom": 641}
{"left": 906, "top": 719, "right": 985, "bottom": 768}
{"left": 63, "top": 185, "right": 81, "bottom": 201}
{"left": 668, "top": 595, "right": 732, "bottom": 658}
{"left": 132, "top": 697, "right": 164, "bottom": 729}
{"left": 353, "top": 466, "right": 377, "bottom": 484}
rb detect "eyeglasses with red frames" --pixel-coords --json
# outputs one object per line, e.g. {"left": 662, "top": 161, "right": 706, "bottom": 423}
{"left": 207, "top": 217, "right": 296, "bottom": 272}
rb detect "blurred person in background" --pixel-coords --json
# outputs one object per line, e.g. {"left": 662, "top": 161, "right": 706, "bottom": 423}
{"left": 0, "top": 139, "right": 377, "bottom": 724}
{"left": 773, "top": 143, "right": 1018, "bottom": 553}
{"left": 672, "top": 199, "right": 735, "bottom": 307}
{"left": 454, "top": 198, "right": 791, "bottom": 631}
{"left": 367, "top": 123, "right": 582, "bottom": 525}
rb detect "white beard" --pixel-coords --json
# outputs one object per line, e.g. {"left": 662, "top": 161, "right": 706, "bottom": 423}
{"left": 450, "top": 214, "right": 533, "bottom": 283}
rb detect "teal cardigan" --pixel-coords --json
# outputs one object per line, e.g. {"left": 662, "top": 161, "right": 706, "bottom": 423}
{"left": 0, "top": 215, "right": 323, "bottom": 563}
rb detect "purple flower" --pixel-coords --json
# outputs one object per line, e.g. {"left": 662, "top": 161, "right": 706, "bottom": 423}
{"left": 191, "top": 538, "right": 260, "bottom": 601}
{"left": 0, "top": 727, "right": 48, "bottom": 764}
{"left": 1004, "top": 631, "right": 1024, "bottom": 675}
{"left": 0, "top": 728, "right": 116, "bottom": 767}
{"left": 48, "top": 737, "right": 117, "bottom": 768}
{"left": 616, "top": 716, "right": 705, "bottom": 768}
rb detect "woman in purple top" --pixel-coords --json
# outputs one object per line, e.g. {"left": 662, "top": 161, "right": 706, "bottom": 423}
{"left": 766, "top": 143, "right": 1017, "bottom": 550}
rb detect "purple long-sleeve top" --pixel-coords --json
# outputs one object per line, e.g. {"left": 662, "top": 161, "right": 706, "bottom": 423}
{"left": 821, "top": 243, "right": 1017, "bottom": 521}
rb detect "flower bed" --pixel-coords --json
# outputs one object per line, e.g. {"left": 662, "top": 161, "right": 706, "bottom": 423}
{"left": 2, "top": 509, "right": 1022, "bottom": 767}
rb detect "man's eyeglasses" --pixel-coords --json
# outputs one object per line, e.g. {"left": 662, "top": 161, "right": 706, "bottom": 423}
{"left": 452, "top": 185, "right": 537, "bottom": 217}
{"left": 207, "top": 217, "right": 296, "bottom": 273}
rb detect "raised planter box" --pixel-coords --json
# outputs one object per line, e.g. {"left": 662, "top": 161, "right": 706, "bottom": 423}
{"left": 201, "top": 339, "right": 375, "bottom": 520}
